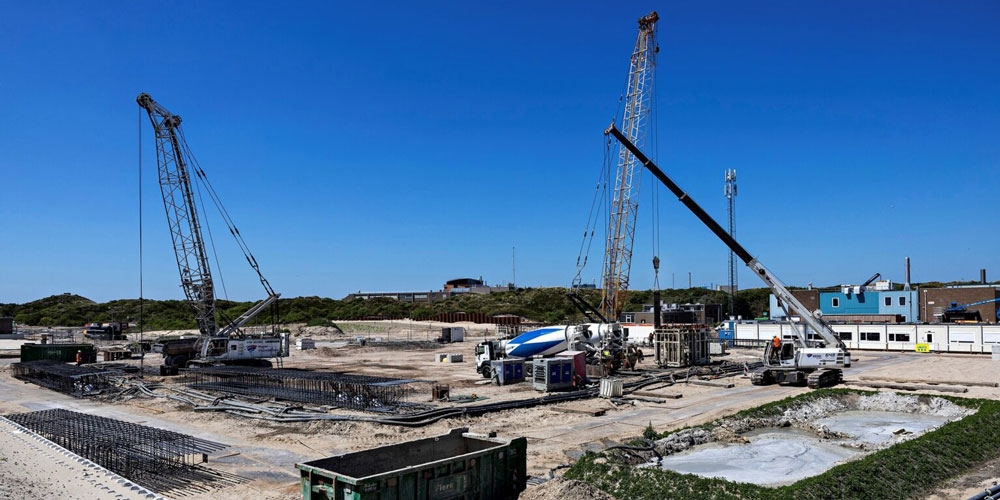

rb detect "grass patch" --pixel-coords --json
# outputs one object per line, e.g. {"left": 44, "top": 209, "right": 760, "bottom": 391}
{"left": 565, "top": 390, "right": 995, "bottom": 500}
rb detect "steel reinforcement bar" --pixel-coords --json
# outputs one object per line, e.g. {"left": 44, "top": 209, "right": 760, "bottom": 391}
{"left": 4, "top": 408, "right": 234, "bottom": 495}
{"left": 10, "top": 360, "right": 119, "bottom": 397}
{"left": 184, "top": 366, "right": 420, "bottom": 410}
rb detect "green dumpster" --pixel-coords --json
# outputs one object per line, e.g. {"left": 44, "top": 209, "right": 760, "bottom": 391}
{"left": 20, "top": 343, "right": 95, "bottom": 363}
{"left": 296, "top": 428, "right": 527, "bottom": 500}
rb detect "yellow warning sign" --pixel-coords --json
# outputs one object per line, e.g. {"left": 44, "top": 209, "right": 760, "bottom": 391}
{"left": 915, "top": 343, "right": 931, "bottom": 353}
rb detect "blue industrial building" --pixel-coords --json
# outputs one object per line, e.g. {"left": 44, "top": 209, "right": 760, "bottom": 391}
{"left": 770, "top": 288, "right": 919, "bottom": 322}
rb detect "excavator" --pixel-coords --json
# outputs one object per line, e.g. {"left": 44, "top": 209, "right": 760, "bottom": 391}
{"left": 137, "top": 93, "right": 288, "bottom": 373}
{"left": 604, "top": 124, "right": 851, "bottom": 389}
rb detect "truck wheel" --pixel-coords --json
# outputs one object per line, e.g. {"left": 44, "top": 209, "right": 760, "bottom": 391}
{"left": 480, "top": 365, "right": 492, "bottom": 379}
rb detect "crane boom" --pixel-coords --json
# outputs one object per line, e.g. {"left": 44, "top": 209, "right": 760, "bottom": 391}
{"left": 137, "top": 93, "right": 217, "bottom": 336}
{"left": 601, "top": 11, "right": 659, "bottom": 321}
{"left": 604, "top": 123, "right": 848, "bottom": 352}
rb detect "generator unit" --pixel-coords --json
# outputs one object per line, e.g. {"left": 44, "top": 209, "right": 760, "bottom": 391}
{"left": 532, "top": 357, "right": 575, "bottom": 392}
{"left": 491, "top": 359, "right": 525, "bottom": 385}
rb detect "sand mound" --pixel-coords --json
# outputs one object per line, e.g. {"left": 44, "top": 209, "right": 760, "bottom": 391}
{"left": 520, "top": 478, "right": 618, "bottom": 500}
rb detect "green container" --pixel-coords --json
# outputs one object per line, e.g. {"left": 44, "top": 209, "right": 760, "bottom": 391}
{"left": 20, "top": 343, "right": 95, "bottom": 363}
{"left": 296, "top": 428, "right": 527, "bottom": 500}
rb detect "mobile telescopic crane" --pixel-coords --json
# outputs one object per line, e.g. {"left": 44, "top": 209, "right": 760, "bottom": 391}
{"left": 604, "top": 124, "right": 851, "bottom": 388}
{"left": 137, "top": 93, "right": 287, "bottom": 371}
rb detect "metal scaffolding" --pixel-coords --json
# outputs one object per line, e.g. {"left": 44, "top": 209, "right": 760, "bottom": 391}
{"left": 10, "top": 360, "right": 119, "bottom": 397}
{"left": 3, "top": 409, "right": 239, "bottom": 495}
{"left": 652, "top": 324, "right": 713, "bottom": 368}
{"left": 184, "top": 366, "right": 420, "bottom": 411}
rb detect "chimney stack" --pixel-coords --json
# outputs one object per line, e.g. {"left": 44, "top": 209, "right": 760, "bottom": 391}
{"left": 904, "top": 257, "right": 911, "bottom": 291}
{"left": 981, "top": 268, "right": 987, "bottom": 284}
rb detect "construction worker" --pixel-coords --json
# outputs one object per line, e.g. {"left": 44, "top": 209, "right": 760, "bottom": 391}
{"left": 770, "top": 336, "right": 781, "bottom": 361}
{"left": 75, "top": 350, "right": 83, "bottom": 365}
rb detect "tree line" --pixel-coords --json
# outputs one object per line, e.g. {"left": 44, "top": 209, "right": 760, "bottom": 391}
{"left": 0, "top": 287, "right": 775, "bottom": 330}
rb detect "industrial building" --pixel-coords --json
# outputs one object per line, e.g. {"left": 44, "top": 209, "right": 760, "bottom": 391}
{"left": 622, "top": 302, "right": 724, "bottom": 325}
{"left": 768, "top": 282, "right": 1000, "bottom": 324}
{"left": 345, "top": 278, "right": 514, "bottom": 303}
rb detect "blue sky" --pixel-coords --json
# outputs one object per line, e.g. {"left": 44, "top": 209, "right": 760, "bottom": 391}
{"left": 1, "top": 1, "right": 998, "bottom": 303}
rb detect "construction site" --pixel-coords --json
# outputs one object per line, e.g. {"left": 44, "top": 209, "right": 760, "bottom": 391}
{"left": 3, "top": 5, "right": 1000, "bottom": 500}
{"left": 3, "top": 323, "right": 1000, "bottom": 500}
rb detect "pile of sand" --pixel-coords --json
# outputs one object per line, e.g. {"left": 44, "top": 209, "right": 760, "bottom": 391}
{"left": 519, "top": 478, "right": 618, "bottom": 500}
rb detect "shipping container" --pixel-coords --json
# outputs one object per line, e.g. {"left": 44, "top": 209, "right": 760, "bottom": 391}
{"left": 20, "top": 343, "right": 95, "bottom": 363}
{"left": 0, "top": 317, "right": 14, "bottom": 335}
{"left": 296, "top": 428, "right": 526, "bottom": 500}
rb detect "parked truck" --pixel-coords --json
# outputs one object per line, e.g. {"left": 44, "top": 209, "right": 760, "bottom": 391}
{"left": 83, "top": 322, "right": 129, "bottom": 340}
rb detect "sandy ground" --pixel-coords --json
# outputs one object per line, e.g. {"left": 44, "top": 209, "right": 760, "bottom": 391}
{"left": 1, "top": 320, "right": 1000, "bottom": 499}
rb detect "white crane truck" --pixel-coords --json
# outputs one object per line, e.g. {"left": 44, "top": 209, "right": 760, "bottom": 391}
{"left": 605, "top": 123, "right": 851, "bottom": 388}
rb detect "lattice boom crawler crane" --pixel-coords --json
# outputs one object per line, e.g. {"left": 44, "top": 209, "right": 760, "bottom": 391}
{"left": 605, "top": 124, "right": 851, "bottom": 389}
{"left": 137, "top": 93, "right": 288, "bottom": 371}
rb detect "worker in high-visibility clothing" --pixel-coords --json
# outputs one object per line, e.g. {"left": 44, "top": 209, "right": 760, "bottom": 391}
{"left": 770, "top": 336, "right": 781, "bottom": 361}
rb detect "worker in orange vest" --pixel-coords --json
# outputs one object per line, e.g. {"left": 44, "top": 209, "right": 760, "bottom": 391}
{"left": 770, "top": 336, "right": 781, "bottom": 361}
{"left": 76, "top": 350, "right": 83, "bottom": 364}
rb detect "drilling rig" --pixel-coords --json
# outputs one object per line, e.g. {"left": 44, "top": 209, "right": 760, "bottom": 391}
{"left": 565, "top": 11, "right": 659, "bottom": 374}
{"left": 137, "top": 93, "right": 287, "bottom": 372}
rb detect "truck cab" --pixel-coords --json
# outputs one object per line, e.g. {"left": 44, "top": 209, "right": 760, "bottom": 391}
{"left": 475, "top": 340, "right": 504, "bottom": 378}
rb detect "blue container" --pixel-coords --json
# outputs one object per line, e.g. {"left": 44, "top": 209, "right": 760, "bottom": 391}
{"left": 718, "top": 328, "right": 735, "bottom": 346}
{"left": 492, "top": 359, "right": 524, "bottom": 385}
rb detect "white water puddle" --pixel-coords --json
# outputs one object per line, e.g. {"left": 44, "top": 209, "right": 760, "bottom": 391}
{"left": 814, "top": 410, "right": 950, "bottom": 444}
{"left": 656, "top": 411, "right": 954, "bottom": 486}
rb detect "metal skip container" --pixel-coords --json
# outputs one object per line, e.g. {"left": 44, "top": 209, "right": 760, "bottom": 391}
{"left": 295, "top": 428, "right": 527, "bottom": 500}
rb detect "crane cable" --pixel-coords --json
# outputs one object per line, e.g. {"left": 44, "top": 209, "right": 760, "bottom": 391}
{"left": 176, "top": 127, "right": 275, "bottom": 297}
{"left": 572, "top": 71, "right": 633, "bottom": 290}
{"left": 572, "top": 137, "right": 612, "bottom": 288}
{"left": 650, "top": 34, "right": 661, "bottom": 292}
{"left": 138, "top": 107, "right": 144, "bottom": 374}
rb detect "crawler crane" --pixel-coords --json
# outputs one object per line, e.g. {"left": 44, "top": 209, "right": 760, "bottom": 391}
{"left": 137, "top": 93, "right": 287, "bottom": 371}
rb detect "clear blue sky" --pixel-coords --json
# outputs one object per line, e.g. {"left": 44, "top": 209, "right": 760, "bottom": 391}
{"left": 1, "top": 1, "right": 998, "bottom": 304}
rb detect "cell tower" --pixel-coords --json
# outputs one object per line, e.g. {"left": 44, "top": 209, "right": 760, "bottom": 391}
{"left": 725, "top": 169, "right": 737, "bottom": 315}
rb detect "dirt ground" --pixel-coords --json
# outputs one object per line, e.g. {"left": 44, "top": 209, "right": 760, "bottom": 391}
{"left": 2, "top": 320, "right": 1000, "bottom": 499}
